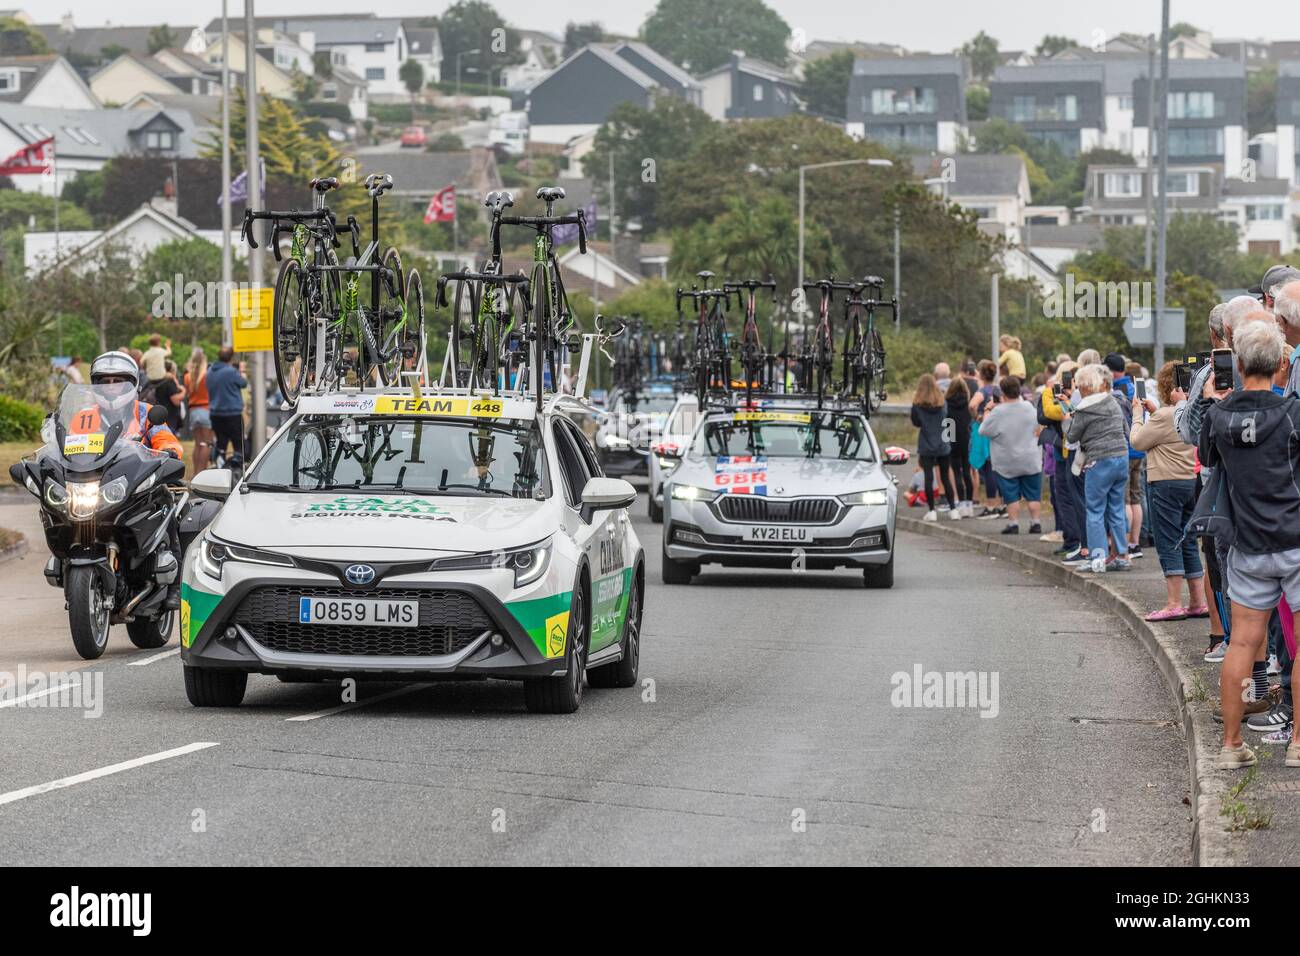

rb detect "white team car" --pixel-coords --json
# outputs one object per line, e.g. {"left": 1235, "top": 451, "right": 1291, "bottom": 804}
{"left": 660, "top": 397, "right": 907, "bottom": 588}
{"left": 646, "top": 393, "right": 700, "bottom": 524}
{"left": 179, "top": 390, "right": 645, "bottom": 714}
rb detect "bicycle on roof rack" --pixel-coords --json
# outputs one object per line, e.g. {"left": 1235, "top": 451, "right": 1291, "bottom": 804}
{"left": 723, "top": 276, "right": 777, "bottom": 403}
{"left": 676, "top": 270, "right": 732, "bottom": 400}
{"left": 243, "top": 172, "right": 426, "bottom": 401}
{"left": 840, "top": 274, "right": 894, "bottom": 415}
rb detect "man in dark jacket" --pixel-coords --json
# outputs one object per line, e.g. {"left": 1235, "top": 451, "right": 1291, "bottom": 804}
{"left": 1199, "top": 320, "right": 1300, "bottom": 770}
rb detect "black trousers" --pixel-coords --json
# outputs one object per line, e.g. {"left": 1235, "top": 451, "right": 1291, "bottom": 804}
{"left": 211, "top": 412, "right": 245, "bottom": 465}
{"left": 920, "top": 454, "right": 955, "bottom": 509}
{"left": 949, "top": 444, "right": 973, "bottom": 502}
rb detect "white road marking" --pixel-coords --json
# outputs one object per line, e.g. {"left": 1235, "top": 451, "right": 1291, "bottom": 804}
{"left": 127, "top": 647, "right": 181, "bottom": 666}
{"left": 285, "top": 683, "right": 428, "bottom": 722}
{"left": 0, "top": 680, "right": 82, "bottom": 709}
{"left": 0, "top": 742, "right": 219, "bottom": 807}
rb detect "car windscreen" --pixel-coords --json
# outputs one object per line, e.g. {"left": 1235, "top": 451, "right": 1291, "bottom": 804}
{"left": 690, "top": 412, "right": 876, "bottom": 461}
{"left": 667, "top": 404, "right": 700, "bottom": 436}
{"left": 620, "top": 395, "right": 676, "bottom": 414}
{"left": 248, "top": 416, "right": 550, "bottom": 498}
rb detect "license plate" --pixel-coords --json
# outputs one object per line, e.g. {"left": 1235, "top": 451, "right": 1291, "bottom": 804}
{"left": 297, "top": 597, "right": 418, "bottom": 627}
{"left": 743, "top": 525, "right": 811, "bottom": 543}
{"left": 63, "top": 433, "right": 105, "bottom": 455}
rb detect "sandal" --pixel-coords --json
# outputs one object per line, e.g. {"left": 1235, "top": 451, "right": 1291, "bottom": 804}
{"left": 1185, "top": 605, "right": 1210, "bottom": 618}
{"left": 1145, "top": 606, "right": 1188, "bottom": 622}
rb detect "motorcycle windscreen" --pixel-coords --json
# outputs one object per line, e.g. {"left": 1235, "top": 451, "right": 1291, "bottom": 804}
{"left": 50, "top": 382, "right": 148, "bottom": 473}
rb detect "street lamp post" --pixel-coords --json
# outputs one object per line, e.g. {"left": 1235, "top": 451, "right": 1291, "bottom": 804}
{"left": 796, "top": 157, "right": 895, "bottom": 293}
{"left": 456, "top": 48, "right": 481, "bottom": 96}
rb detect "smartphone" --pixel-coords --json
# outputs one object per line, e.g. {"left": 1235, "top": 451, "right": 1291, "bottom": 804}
{"left": 1135, "top": 379, "right": 1146, "bottom": 401}
{"left": 1212, "top": 348, "right": 1234, "bottom": 391}
{"left": 1051, "top": 383, "right": 1062, "bottom": 399}
{"left": 1060, "top": 369, "right": 1073, "bottom": 390}
{"left": 1174, "top": 363, "right": 1193, "bottom": 392}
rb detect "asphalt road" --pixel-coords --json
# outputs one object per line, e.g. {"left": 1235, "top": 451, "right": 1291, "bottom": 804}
{"left": 0, "top": 495, "right": 1190, "bottom": 865}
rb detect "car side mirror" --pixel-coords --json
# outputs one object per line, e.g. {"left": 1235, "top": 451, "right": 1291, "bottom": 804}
{"left": 884, "top": 447, "right": 910, "bottom": 465}
{"left": 580, "top": 476, "right": 637, "bottom": 511}
{"left": 190, "top": 468, "right": 235, "bottom": 500}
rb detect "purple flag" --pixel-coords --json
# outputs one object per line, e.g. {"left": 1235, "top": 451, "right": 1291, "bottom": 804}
{"left": 553, "top": 200, "right": 596, "bottom": 245}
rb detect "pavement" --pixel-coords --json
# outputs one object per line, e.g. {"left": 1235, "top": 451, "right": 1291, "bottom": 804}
{"left": 893, "top": 492, "right": 1300, "bottom": 867}
{"left": 0, "top": 484, "right": 1190, "bottom": 865}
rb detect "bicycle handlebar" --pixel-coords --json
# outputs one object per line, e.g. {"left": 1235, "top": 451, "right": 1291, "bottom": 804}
{"left": 434, "top": 271, "right": 532, "bottom": 309}
{"left": 499, "top": 211, "right": 588, "bottom": 254}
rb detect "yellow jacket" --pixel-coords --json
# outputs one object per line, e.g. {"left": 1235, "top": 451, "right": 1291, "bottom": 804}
{"left": 1041, "top": 386, "right": 1070, "bottom": 457}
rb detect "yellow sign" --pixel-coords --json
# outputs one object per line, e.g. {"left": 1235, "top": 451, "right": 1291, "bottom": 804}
{"left": 733, "top": 411, "right": 811, "bottom": 424}
{"left": 544, "top": 610, "right": 569, "bottom": 658}
{"left": 180, "top": 599, "right": 192, "bottom": 648}
{"left": 63, "top": 433, "right": 105, "bottom": 455}
{"left": 229, "top": 287, "right": 274, "bottom": 353}
{"left": 372, "top": 396, "right": 503, "bottom": 419}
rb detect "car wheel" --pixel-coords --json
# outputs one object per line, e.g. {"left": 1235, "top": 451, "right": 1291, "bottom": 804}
{"left": 126, "top": 609, "right": 173, "bottom": 649}
{"left": 661, "top": 542, "right": 697, "bottom": 585}
{"left": 524, "top": 584, "right": 587, "bottom": 714}
{"left": 183, "top": 665, "right": 248, "bottom": 707}
{"left": 648, "top": 493, "right": 663, "bottom": 523}
{"left": 588, "top": 569, "right": 641, "bottom": 688}
{"left": 863, "top": 553, "right": 895, "bottom": 589}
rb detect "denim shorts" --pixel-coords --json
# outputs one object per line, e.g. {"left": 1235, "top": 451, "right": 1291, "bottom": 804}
{"left": 1225, "top": 547, "right": 1300, "bottom": 612}
{"left": 993, "top": 471, "right": 1042, "bottom": 504}
{"left": 188, "top": 406, "right": 211, "bottom": 430}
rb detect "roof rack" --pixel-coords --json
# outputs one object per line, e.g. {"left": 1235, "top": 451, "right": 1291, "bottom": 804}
{"left": 699, "top": 390, "right": 870, "bottom": 414}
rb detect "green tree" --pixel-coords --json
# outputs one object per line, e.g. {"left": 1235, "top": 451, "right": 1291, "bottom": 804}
{"left": 1170, "top": 22, "right": 1202, "bottom": 39}
{"left": 965, "top": 85, "right": 989, "bottom": 122}
{"left": 0, "top": 16, "right": 49, "bottom": 55}
{"left": 960, "top": 30, "right": 1000, "bottom": 83}
{"left": 1095, "top": 213, "right": 1265, "bottom": 288}
{"left": 400, "top": 59, "right": 425, "bottom": 103}
{"left": 137, "top": 238, "right": 244, "bottom": 347}
{"left": 199, "top": 88, "right": 342, "bottom": 180}
{"left": 0, "top": 191, "right": 93, "bottom": 234}
{"left": 799, "top": 49, "right": 854, "bottom": 119}
{"left": 564, "top": 21, "right": 605, "bottom": 56}
{"left": 1248, "top": 63, "right": 1277, "bottom": 139}
{"left": 54, "top": 242, "right": 148, "bottom": 353}
{"left": 290, "top": 62, "right": 319, "bottom": 104}
{"left": 582, "top": 96, "right": 718, "bottom": 233}
{"left": 100, "top": 43, "right": 128, "bottom": 61}
{"left": 147, "top": 24, "right": 178, "bottom": 54}
{"left": 437, "top": 1, "right": 520, "bottom": 83}
{"left": 641, "top": 0, "right": 790, "bottom": 73}
{"left": 1034, "top": 34, "right": 1075, "bottom": 58}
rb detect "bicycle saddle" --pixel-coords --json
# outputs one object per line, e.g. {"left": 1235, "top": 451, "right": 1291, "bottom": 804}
{"left": 536, "top": 185, "right": 566, "bottom": 202}
{"left": 862, "top": 274, "right": 885, "bottom": 286}
{"left": 484, "top": 190, "right": 515, "bottom": 211}
{"left": 311, "top": 177, "right": 340, "bottom": 193}
{"left": 696, "top": 270, "right": 715, "bottom": 282}
{"left": 364, "top": 173, "right": 394, "bottom": 197}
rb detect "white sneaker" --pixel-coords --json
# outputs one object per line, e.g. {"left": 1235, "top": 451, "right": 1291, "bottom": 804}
{"left": 949, "top": 508, "right": 963, "bottom": 520}
{"left": 1085, "top": 557, "right": 1107, "bottom": 573}
{"left": 962, "top": 503, "right": 974, "bottom": 518}
{"left": 923, "top": 510, "right": 938, "bottom": 523}
{"left": 1268, "top": 653, "right": 1281, "bottom": 676}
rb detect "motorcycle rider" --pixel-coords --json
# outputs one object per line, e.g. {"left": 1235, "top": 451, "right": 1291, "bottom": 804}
{"left": 82, "top": 351, "right": 185, "bottom": 608}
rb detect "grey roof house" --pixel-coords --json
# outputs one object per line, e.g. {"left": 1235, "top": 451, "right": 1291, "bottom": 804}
{"left": 1132, "top": 59, "right": 1246, "bottom": 168}
{"left": 1274, "top": 61, "right": 1300, "bottom": 186}
{"left": 526, "top": 42, "right": 701, "bottom": 146}
{"left": 988, "top": 62, "right": 1105, "bottom": 157}
{"left": 845, "top": 55, "right": 966, "bottom": 153}
{"left": 697, "top": 53, "right": 800, "bottom": 121}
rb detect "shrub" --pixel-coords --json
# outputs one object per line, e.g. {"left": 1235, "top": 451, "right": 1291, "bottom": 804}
{"left": 0, "top": 393, "right": 44, "bottom": 442}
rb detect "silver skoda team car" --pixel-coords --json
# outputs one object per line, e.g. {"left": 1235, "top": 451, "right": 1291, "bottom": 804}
{"left": 659, "top": 399, "right": 907, "bottom": 588}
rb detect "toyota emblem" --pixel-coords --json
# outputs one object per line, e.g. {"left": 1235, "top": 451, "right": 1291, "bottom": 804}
{"left": 344, "top": 564, "right": 376, "bottom": 586}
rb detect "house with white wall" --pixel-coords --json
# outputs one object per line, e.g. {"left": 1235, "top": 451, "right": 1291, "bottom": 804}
{"left": 0, "top": 54, "right": 98, "bottom": 109}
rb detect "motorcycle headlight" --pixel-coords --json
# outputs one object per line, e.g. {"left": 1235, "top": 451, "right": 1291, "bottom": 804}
{"left": 671, "top": 484, "right": 717, "bottom": 502}
{"left": 23, "top": 473, "right": 39, "bottom": 497}
{"left": 67, "top": 480, "right": 100, "bottom": 519}
{"left": 838, "top": 489, "right": 889, "bottom": 507}
{"left": 100, "top": 476, "right": 129, "bottom": 506}
{"left": 137, "top": 472, "right": 158, "bottom": 494}
{"left": 43, "top": 479, "right": 67, "bottom": 511}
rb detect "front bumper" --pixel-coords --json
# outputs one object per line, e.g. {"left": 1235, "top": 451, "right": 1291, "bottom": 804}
{"left": 663, "top": 497, "right": 894, "bottom": 569}
{"left": 181, "top": 570, "right": 573, "bottom": 680}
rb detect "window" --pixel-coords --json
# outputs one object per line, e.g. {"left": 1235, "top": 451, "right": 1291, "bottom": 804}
{"left": 752, "top": 83, "right": 763, "bottom": 102}
{"left": 364, "top": 42, "right": 385, "bottom": 52}
{"left": 1027, "top": 128, "right": 1080, "bottom": 156}
{"left": 1055, "top": 94, "right": 1078, "bottom": 121}
{"left": 1009, "top": 94, "right": 1075, "bottom": 122}
{"left": 1115, "top": 94, "right": 1133, "bottom": 111}
{"left": 965, "top": 205, "right": 996, "bottom": 220}
{"left": 1246, "top": 203, "right": 1284, "bottom": 221}
{"left": 321, "top": 86, "right": 337, "bottom": 100}
{"left": 1009, "top": 95, "right": 1035, "bottom": 122}
{"left": 1160, "top": 171, "right": 1198, "bottom": 196}
{"left": 61, "top": 126, "right": 86, "bottom": 145}
{"left": 145, "top": 130, "right": 175, "bottom": 150}
{"left": 864, "top": 122, "right": 937, "bottom": 150}
{"left": 1167, "top": 127, "right": 1223, "bottom": 157}
{"left": 365, "top": 67, "right": 385, "bottom": 81}
{"left": 0, "top": 70, "right": 16, "bottom": 91}
{"left": 868, "top": 86, "right": 934, "bottom": 115}
{"left": 79, "top": 128, "right": 99, "bottom": 145}
{"left": 1103, "top": 172, "right": 1142, "bottom": 197}
{"left": 331, "top": 50, "right": 347, "bottom": 66}
{"left": 1168, "top": 90, "right": 1217, "bottom": 119}
{"left": 552, "top": 423, "right": 591, "bottom": 508}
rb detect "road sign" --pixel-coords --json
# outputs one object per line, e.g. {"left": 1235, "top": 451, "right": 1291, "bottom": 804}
{"left": 230, "top": 287, "right": 273, "bottom": 352}
{"left": 1123, "top": 308, "right": 1185, "bottom": 348}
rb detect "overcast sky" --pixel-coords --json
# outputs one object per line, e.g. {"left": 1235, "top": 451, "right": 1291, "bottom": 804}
{"left": 22, "top": 0, "right": 1290, "bottom": 51}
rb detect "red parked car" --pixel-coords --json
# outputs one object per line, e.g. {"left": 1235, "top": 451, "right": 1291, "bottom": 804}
{"left": 400, "top": 126, "right": 427, "bottom": 148}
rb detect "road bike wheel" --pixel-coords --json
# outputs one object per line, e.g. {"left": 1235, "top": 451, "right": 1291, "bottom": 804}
{"left": 273, "top": 258, "right": 308, "bottom": 404}
{"left": 530, "top": 261, "right": 552, "bottom": 400}
{"left": 814, "top": 324, "right": 834, "bottom": 404}
{"left": 449, "top": 279, "right": 479, "bottom": 388}
{"left": 292, "top": 427, "right": 330, "bottom": 489}
{"left": 401, "top": 269, "right": 427, "bottom": 385}
{"left": 372, "top": 248, "right": 406, "bottom": 386}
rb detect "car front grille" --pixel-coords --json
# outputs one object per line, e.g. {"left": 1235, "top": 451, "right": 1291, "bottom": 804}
{"left": 715, "top": 496, "right": 841, "bottom": 525}
{"left": 233, "top": 586, "right": 492, "bottom": 657}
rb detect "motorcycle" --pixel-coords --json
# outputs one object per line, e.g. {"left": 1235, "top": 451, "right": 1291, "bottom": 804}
{"left": 10, "top": 382, "right": 189, "bottom": 659}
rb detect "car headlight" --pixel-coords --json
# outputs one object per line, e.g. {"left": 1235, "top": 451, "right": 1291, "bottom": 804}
{"left": 44, "top": 479, "right": 67, "bottom": 511}
{"left": 199, "top": 535, "right": 293, "bottom": 580}
{"left": 671, "top": 484, "right": 717, "bottom": 502}
{"left": 430, "top": 539, "right": 552, "bottom": 588}
{"left": 508, "top": 541, "right": 550, "bottom": 587}
{"left": 839, "top": 489, "right": 890, "bottom": 507}
{"left": 67, "top": 480, "right": 100, "bottom": 519}
{"left": 100, "top": 476, "right": 129, "bottom": 506}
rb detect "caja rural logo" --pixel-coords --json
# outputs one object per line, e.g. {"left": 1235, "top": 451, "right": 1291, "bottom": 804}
{"left": 292, "top": 496, "right": 458, "bottom": 521}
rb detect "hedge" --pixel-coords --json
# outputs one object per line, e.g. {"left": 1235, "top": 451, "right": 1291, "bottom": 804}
{"left": 0, "top": 394, "right": 44, "bottom": 443}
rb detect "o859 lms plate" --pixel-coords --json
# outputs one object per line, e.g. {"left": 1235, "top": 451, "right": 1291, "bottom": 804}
{"left": 298, "top": 597, "right": 419, "bottom": 627}
{"left": 743, "top": 526, "right": 810, "bottom": 543}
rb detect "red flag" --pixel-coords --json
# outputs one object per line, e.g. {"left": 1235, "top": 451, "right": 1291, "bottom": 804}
{"left": 424, "top": 185, "right": 456, "bottom": 224}
{"left": 0, "top": 136, "right": 54, "bottom": 175}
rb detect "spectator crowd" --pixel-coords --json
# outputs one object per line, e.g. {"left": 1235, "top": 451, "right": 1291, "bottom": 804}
{"left": 910, "top": 267, "right": 1300, "bottom": 772}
